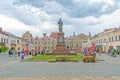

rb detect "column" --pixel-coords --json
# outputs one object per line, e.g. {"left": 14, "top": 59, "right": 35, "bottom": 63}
{"left": 0, "top": 34, "right": 1, "bottom": 42}
{"left": 8, "top": 36, "right": 11, "bottom": 49}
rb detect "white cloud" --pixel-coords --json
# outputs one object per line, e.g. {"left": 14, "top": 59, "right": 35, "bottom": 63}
{"left": 0, "top": 14, "right": 41, "bottom": 37}
{"left": 18, "top": 4, "right": 52, "bottom": 21}
{"left": 90, "top": 0, "right": 115, "bottom": 6}
{"left": 79, "top": 9, "right": 120, "bottom": 35}
{"left": 101, "top": 5, "right": 109, "bottom": 12}
{"left": 44, "top": 1, "right": 65, "bottom": 13}
{"left": 60, "top": 8, "right": 120, "bottom": 36}
{"left": 40, "top": 21, "right": 57, "bottom": 31}
{"left": 0, "top": 0, "right": 120, "bottom": 37}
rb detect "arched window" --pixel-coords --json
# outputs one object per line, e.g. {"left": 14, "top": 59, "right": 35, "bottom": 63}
{"left": 4, "top": 39, "right": 6, "bottom": 43}
{"left": 1, "top": 38, "right": 3, "bottom": 43}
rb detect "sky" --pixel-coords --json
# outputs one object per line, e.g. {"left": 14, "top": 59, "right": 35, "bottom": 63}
{"left": 0, "top": 0, "right": 120, "bottom": 37}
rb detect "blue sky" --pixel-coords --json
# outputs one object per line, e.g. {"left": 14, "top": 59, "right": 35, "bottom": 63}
{"left": 0, "top": 0, "right": 120, "bottom": 37}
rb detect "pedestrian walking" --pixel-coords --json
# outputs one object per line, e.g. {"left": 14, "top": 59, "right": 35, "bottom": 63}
{"left": 31, "top": 49, "right": 34, "bottom": 56}
{"left": 111, "top": 49, "right": 114, "bottom": 57}
{"left": 14, "top": 49, "right": 17, "bottom": 58}
{"left": 18, "top": 48, "right": 20, "bottom": 57}
{"left": 11, "top": 49, "right": 15, "bottom": 58}
{"left": 114, "top": 49, "right": 117, "bottom": 57}
{"left": 35, "top": 49, "right": 37, "bottom": 56}
{"left": 84, "top": 47, "right": 88, "bottom": 56}
{"left": 21, "top": 49, "right": 25, "bottom": 60}
{"left": 107, "top": 49, "right": 110, "bottom": 56}
{"left": 8, "top": 50, "right": 12, "bottom": 57}
{"left": 21, "top": 52, "right": 25, "bottom": 60}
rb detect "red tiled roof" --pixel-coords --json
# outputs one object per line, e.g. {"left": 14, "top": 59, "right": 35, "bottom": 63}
{"left": 0, "top": 29, "right": 21, "bottom": 39}
{"left": 49, "top": 32, "right": 58, "bottom": 38}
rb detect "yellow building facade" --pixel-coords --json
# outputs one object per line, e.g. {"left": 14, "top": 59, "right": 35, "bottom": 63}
{"left": 0, "top": 28, "right": 22, "bottom": 50}
{"left": 89, "top": 27, "right": 120, "bottom": 53}
{"left": 27, "top": 32, "right": 89, "bottom": 53}
{"left": 0, "top": 27, "right": 89, "bottom": 54}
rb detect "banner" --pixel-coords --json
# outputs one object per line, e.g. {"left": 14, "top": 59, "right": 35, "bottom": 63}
{"left": 26, "top": 44, "right": 29, "bottom": 54}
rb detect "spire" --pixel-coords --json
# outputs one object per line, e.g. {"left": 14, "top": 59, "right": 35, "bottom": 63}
{"left": 43, "top": 33, "right": 46, "bottom": 38}
{"left": 73, "top": 32, "right": 75, "bottom": 37}
{"left": 89, "top": 32, "right": 91, "bottom": 37}
{"left": 0, "top": 27, "right": 2, "bottom": 31}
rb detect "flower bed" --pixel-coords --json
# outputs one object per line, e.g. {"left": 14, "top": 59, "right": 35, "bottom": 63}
{"left": 55, "top": 56, "right": 70, "bottom": 62}
{"left": 83, "top": 55, "right": 96, "bottom": 63}
{"left": 26, "top": 54, "right": 83, "bottom": 62}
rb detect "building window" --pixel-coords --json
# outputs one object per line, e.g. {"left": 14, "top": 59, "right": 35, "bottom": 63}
{"left": 48, "top": 42, "right": 50, "bottom": 44}
{"left": 1, "top": 38, "right": 3, "bottom": 43}
{"left": 98, "top": 40, "right": 100, "bottom": 43}
{"left": 67, "top": 45, "right": 69, "bottom": 49}
{"left": 4, "top": 39, "right": 6, "bottom": 43}
{"left": 103, "top": 39, "right": 105, "bottom": 43}
{"left": 99, "top": 39, "right": 102, "bottom": 43}
{"left": 52, "top": 41, "right": 54, "bottom": 44}
{"left": 6, "top": 39, "right": 8, "bottom": 43}
{"left": 45, "top": 42, "right": 46, "bottom": 44}
{"left": 35, "top": 46, "right": 37, "bottom": 49}
{"left": 13, "top": 40, "right": 15, "bottom": 44}
{"left": 109, "top": 37, "right": 110, "bottom": 42}
{"left": 51, "top": 47, "right": 53, "bottom": 49}
{"left": 48, "top": 47, "right": 50, "bottom": 50}
{"left": 119, "top": 35, "right": 120, "bottom": 41}
{"left": 96, "top": 40, "right": 98, "bottom": 44}
{"left": 115, "top": 36, "right": 117, "bottom": 41}
{"left": 111, "top": 37, "right": 113, "bottom": 42}
{"left": 17, "top": 40, "right": 19, "bottom": 44}
{"left": 76, "top": 43, "right": 78, "bottom": 47}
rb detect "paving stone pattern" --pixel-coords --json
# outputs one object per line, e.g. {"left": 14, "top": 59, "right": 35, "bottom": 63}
{"left": 0, "top": 54, "right": 120, "bottom": 80}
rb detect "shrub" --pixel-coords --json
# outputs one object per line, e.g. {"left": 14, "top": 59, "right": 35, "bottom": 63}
{"left": 10, "top": 47, "right": 15, "bottom": 50}
{"left": 48, "top": 59, "right": 56, "bottom": 63}
{"left": 69, "top": 59, "right": 79, "bottom": 62}
{"left": 0, "top": 46, "right": 8, "bottom": 53}
{"left": 83, "top": 56, "right": 96, "bottom": 63}
{"left": 54, "top": 56, "right": 79, "bottom": 62}
{"left": 55, "top": 56, "right": 70, "bottom": 62}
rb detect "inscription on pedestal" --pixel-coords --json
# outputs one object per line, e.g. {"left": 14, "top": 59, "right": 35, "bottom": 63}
{"left": 58, "top": 37, "right": 64, "bottom": 43}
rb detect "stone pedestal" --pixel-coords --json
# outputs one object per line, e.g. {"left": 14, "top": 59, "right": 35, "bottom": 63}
{"left": 53, "top": 32, "right": 69, "bottom": 54}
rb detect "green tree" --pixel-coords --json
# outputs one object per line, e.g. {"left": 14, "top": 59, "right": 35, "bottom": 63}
{"left": 0, "top": 46, "right": 8, "bottom": 53}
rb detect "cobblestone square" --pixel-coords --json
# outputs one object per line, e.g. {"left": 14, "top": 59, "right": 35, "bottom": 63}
{"left": 0, "top": 54, "right": 120, "bottom": 80}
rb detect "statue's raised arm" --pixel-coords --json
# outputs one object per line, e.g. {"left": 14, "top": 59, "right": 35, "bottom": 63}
{"left": 58, "top": 18, "right": 63, "bottom": 32}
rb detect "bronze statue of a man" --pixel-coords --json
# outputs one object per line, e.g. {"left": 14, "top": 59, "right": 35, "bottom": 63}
{"left": 58, "top": 18, "right": 63, "bottom": 32}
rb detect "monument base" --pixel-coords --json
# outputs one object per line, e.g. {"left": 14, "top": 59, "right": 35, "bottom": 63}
{"left": 52, "top": 32, "right": 70, "bottom": 55}
{"left": 53, "top": 43, "right": 69, "bottom": 55}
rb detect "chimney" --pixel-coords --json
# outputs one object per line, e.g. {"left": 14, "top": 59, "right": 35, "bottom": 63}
{"left": 36, "top": 35, "right": 38, "bottom": 40}
{"left": 0, "top": 27, "right": 2, "bottom": 31}
{"left": 73, "top": 32, "right": 75, "bottom": 37}
{"left": 43, "top": 33, "right": 46, "bottom": 38}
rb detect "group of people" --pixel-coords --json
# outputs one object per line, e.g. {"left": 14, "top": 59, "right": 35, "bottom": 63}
{"left": 83, "top": 44, "right": 120, "bottom": 58}
{"left": 25, "top": 49, "right": 46, "bottom": 56}
{"left": 83, "top": 44, "right": 96, "bottom": 56}
{"left": 108, "top": 48, "right": 119, "bottom": 57}
{"left": 8, "top": 48, "right": 25, "bottom": 60}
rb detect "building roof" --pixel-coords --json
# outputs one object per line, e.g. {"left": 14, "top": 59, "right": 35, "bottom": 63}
{"left": 90, "top": 26, "right": 120, "bottom": 40}
{"left": 0, "top": 28, "right": 21, "bottom": 39}
{"left": 49, "top": 32, "right": 58, "bottom": 38}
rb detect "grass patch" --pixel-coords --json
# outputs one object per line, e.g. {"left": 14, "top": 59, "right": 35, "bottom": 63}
{"left": 26, "top": 54, "right": 84, "bottom": 62}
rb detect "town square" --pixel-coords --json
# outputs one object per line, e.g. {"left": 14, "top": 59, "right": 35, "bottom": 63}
{"left": 1, "top": 0, "right": 120, "bottom": 80}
